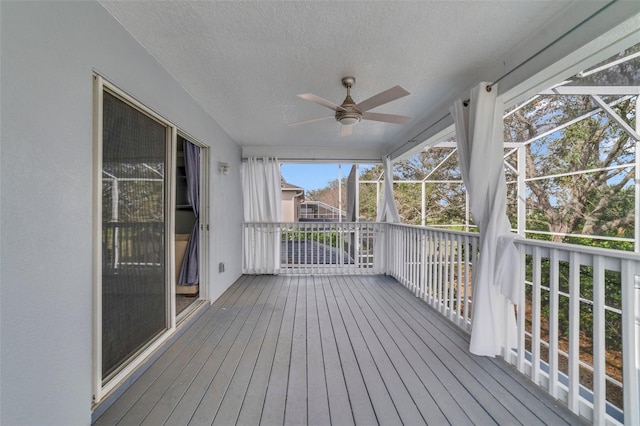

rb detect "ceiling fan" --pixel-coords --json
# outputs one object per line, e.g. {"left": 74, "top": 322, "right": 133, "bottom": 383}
{"left": 290, "top": 76, "right": 411, "bottom": 136}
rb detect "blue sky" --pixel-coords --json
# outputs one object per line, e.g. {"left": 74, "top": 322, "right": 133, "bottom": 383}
{"left": 281, "top": 163, "right": 375, "bottom": 191}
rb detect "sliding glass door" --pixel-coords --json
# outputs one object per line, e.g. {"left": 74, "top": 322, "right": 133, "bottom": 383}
{"left": 94, "top": 76, "right": 209, "bottom": 402}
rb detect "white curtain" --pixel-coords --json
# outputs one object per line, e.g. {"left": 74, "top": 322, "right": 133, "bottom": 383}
{"left": 374, "top": 156, "right": 401, "bottom": 273}
{"left": 241, "top": 157, "right": 282, "bottom": 274}
{"left": 451, "top": 82, "right": 520, "bottom": 357}
{"left": 376, "top": 156, "right": 401, "bottom": 223}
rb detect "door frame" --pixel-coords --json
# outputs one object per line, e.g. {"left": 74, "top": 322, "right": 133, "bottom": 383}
{"left": 175, "top": 132, "right": 210, "bottom": 322}
{"left": 92, "top": 75, "right": 210, "bottom": 404}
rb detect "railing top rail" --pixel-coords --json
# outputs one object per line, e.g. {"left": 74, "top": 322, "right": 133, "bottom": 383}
{"left": 243, "top": 222, "right": 378, "bottom": 226}
{"left": 242, "top": 222, "right": 640, "bottom": 262}
{"left": 386, "top": 222, "right": 480, "bottom": 238}
{"left": 515, "top": 237, "right": 640, "bottom": 261}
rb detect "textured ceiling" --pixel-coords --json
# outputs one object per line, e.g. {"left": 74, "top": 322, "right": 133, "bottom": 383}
{"left": 99, "top": 1, "right": 593, "bottom": 160}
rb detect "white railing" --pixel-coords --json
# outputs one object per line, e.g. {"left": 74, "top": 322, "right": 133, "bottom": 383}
{"left": 385, "top": 223, "right": 478, "bottom": 332}
{"left": 243, "top": 222, "right": 382, "bottom": 275}
{"left": 511, "top": 239, "right": 640, "bottom": 425}
{"left": 241, "top": 222, "right": 640, "bottom": 425}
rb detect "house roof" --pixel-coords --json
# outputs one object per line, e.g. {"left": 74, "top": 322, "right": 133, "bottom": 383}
{"left": 281, "top": 180, "right": 304, "bottom": 191}
{"left": 99, "top": 1, "right": 640, "bottom": 162}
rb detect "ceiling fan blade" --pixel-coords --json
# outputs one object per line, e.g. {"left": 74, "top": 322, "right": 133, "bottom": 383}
{"left": 362, "top": 112, "right": 411, "bottom": 124}
{"left": 297, "top": 93, "right": 346, "bottom": 112}
{"left": 356, "top": 85, "right": 410, "bottom": 112}
{"left": 288, "top": 116, "right": 334, "bottom": 127}
{"left": 340, "top": 125, "right": 354, "bottom": 137}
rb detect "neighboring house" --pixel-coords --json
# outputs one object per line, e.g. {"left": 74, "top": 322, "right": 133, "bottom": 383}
{"left": 281, "top": 180, "right": 304, "bottom": 222}
{"left": 299, "top": 200, "right": 347, "bottom": 222}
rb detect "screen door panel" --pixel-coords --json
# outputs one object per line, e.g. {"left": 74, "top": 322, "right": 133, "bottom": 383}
{"left": 101, "top": 91, "right": 168, "bottom": 380}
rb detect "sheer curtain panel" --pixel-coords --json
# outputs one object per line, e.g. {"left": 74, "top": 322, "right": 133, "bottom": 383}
{"left": 376, "top": 156, "right": 401, "bottom": 223}
{"left": 451, "top": 82, "right": 520, "bottom": 357}
{"left": 241, "top": 157, "right": 282, "bottom": 274}
{"left": 374, "top": 156, "right": 401, "bottom": 273}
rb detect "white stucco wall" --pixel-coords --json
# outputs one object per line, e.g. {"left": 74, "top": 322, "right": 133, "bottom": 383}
{"left": 281, "top": 191, "right": 298, "bottom": 222}
{"left": 0, "top": 1, "right": 243, "bottom": 424}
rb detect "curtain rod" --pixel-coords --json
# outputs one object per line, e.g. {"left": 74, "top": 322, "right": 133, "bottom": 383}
{"left": 241, "top": 158, "right": 383, "bottom": 163}
{"left": 392, "top": 0, "right": 618, "bottom": 159}
{"left": 486, "top": 0, "right": 617, "bottom": 92}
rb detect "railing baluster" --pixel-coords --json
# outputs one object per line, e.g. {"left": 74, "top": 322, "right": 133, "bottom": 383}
{"left": 411, "top": 229, "right": 420, "bottom": 297}
{"left": 438, "top": 231, "right": 444, "bottom": 315}
{"left": 420, "top": 231, "right": 426, "bottom": 300}
{"left": 426, "top": 230, "right": 433, "bottom": 305}
{"left": 458, "top": 235, "right": 463, "bottom": 326}
{"left": 592, "top": 255, "right": 606, "bottom": 424}
{"left": 464, "top": 235, "right": 470, "bottom": 327}
{"left": 298, "top": 222, "right": 302, "bottom": 274}
{"left": 516, "top": 244, "right": 526, "bottom": 371}
{"left": 443, "top": 233, "right": 449, "bottom": 316}
{"left": 403, "top": 227, "right": 409, "bottom": 288}
{"left": 568, "top": 251, "right": 580, "bottom": 414}
{"left": 549, "top": 248, "right": 559, "bottom": 398}
{"left": 449, "top": 235, "right": 455, "bottom": 321}
{"left": 444, "top": 231, "right": 449, "bottom": 315}
{"left": 532, "top": 246, "right": 542, "bottom": 385}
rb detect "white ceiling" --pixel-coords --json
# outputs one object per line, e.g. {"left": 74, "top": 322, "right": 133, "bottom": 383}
{"left": 99, "top": 1, "right": 616, "bottom": 161}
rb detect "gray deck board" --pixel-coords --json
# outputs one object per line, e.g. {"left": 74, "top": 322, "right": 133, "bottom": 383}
{"left": 371, "top": 275, "right": 523, "bottom": 424}
{"left": 380, "top": 275, "right": 579, "bottom": 425}
{"left": 346, "top": 275, "right": 455, "bottom": 425}
{"left": 235, "top": 276, "right": 290, "bottom": 425}
{"left": 95, "top": 274, "right": 584, "bottom": 426}
{"left": 211, "top": 275, "right": 283, "bottom": 425}
{"left": 327, "top": 275, "right": 403, "bottom": 425}
{"left": 306, "top": 276, "right": 330, "bottom": 426}
{"left": 186, "top": 276, "right": 276, "bottom": 424}
{"left": 260, "top": 276, "right": 297, "bottom": 425}
{"left": 163, "top": 277, "right": 270, "bottom": 425}
{"left": 320, "top": 276, "right": 377, "bottom": 425}
{"left": 314, "top": 276, "right": 355, "bottom": 426}
{"left": 334, "top": 276, "right": 425, "bottom": 425}
{"left": 284, "top": 275, "right": 308, "bottom": 425}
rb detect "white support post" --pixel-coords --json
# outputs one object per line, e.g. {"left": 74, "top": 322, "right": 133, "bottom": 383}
{"left": 465, "top": 191, "right": 470, "bottom": 233}
{"left": 338, "top": 164, "right": 342, "bottom": 222}
{"left": 517, "top": 145, "right": 526, "bottom": 237}
{"left": 421, "top": 181, "right": 426, "bottom": 227}
{"left": 376, "top": 180, "right": 380, "bottom": 218}
{"left": 355, "top": 164, "right": 360, "bottom": 222}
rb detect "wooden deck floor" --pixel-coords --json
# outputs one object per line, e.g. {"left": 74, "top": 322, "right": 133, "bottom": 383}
{"left": 95, "top": 274, "right": 583, "bottom": 425}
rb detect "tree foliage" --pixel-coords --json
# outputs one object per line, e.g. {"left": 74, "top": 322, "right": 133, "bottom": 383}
{"left": 505, "top": 95, "right": 636, "bottom": 246}
{"left": 306, "top": 178, "right": 346, "bottom": 211}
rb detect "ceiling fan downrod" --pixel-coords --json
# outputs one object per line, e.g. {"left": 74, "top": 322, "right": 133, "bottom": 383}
{"left": 336, "top": 76, "right": 362, "bottom": 125}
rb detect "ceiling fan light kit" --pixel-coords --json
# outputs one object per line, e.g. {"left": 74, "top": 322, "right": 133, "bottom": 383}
{"left": 291, "top": 75, "right": 411, "bottom": 134}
